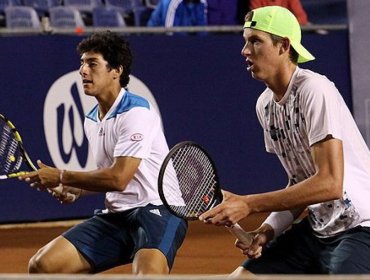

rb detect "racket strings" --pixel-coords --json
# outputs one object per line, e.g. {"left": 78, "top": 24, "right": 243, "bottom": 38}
{"left": 185, "top": 148, "right": 216, "bottom": 211}
{"left": 0, "top": 121, "right": 23, "bottom": 174}
{"left": 169, "top": 145, "right": 218, "bottom": 218}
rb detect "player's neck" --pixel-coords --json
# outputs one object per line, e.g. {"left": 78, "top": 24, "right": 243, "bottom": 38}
{"left": 268, "top": 64, "right": 297, "bottom": 101}
{"left": 96, "top": 87, "right": 122, "bottom": 120}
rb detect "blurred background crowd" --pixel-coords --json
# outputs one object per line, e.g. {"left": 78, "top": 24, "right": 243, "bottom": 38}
{"left": 0, "top": 0, "right": 348, "bottom": 32}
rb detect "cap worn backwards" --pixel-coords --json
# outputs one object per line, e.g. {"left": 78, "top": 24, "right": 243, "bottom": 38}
{"left": 243, "top": 6, "right": 315, "bottom": 63}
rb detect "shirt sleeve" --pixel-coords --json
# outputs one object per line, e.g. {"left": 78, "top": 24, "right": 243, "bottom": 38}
{"left": 300, "top": 76, "right": 344, "bottom": 146}
{"left": 114, "top": 107, "right": 158, "bottom": 159}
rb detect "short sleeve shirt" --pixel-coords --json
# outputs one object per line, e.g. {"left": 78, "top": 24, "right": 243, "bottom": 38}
{"left": 256, "top": 67, "right": 370, "bottom": 237}
{"left": 84, "top": 89, "right": 183, "bottom": 212}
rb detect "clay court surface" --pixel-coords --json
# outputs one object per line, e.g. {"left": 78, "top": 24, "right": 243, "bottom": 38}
{"left": 2, "top": 214, "right": 370, "bottom": 280}
{"left": 0, "top": 214, "right": 267, "bottom": 275}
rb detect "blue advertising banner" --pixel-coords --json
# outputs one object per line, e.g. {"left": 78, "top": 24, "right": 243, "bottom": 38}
{"left": 0, "top": 31, "right": 351, "bottom": 223}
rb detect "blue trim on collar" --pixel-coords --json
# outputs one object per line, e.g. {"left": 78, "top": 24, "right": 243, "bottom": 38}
{"left": 85, "top": 91, "right": 150, "bottom": 122}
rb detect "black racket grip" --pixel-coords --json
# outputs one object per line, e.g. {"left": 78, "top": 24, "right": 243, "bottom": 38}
{"left": 226, "top": 223, "right": 253, "bottom": 246}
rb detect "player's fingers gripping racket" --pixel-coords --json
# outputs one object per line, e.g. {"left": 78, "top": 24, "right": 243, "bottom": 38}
{"left": 0, "top": 114, "right": 75, "bottom": 201}
{"left": 158, "top": 141, "right": 253, "bottom": 246}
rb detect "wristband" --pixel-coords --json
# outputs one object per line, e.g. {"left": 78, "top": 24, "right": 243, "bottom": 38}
{"left": 263, "top": 210, "right": 294, "bottom": 238}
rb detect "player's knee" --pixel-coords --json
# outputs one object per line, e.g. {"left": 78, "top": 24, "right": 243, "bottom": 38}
{"left": 28, "top": 253, "right": 53, "bottom": 273}
{"left": 136, "top": 261, "right": 168, "bottom": 275}
{"left": 133, "top": 249, "right": 169, "bottom": 275}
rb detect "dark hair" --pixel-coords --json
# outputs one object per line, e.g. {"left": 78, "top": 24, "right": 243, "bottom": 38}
{"left": 77, "top": 31, "right": 132, "bottom": 87}
{"left": 244, "top": 12, "right": 299, "bottom": 64}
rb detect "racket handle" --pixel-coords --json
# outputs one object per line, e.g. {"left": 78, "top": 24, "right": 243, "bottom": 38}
{"left": 226, "top": 223, "right": 253, "bottom": 246}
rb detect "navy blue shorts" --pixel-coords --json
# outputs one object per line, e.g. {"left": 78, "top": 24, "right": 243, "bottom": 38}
{"left": 243, "top": 217, "right": 370, "bottom": 274}
{"left": 62, "top": 204, "right": 188, "bottom": 273}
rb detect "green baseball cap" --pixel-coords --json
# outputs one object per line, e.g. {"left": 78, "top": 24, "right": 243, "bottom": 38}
{"left": 243, "top": 6, "right": 315, "bottom": 63}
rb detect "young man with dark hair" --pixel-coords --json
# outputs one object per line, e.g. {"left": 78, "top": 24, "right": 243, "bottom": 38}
{"left": 21, "top": 31, "right": 187, "bottom": 275}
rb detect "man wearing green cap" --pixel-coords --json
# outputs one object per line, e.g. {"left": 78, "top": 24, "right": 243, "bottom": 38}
{"left": 199, "top": 5, "right": 370, "bottom": 276}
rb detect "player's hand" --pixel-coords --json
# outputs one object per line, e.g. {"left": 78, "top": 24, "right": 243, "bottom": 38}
{"left": 235, "top": 238, "right": 262, "bottom": 259}
{"left": 18, "top": 160, "right": 59, "bottom": 191}
{"left": 199, "top": 190, "right": 251, "bottom": 226}
{"left": 235, "top": 233, "right": 264, "bottom": 259}
{"left": 34, "top": 160, "right": 60, "bottom": 189}
{"left": 18, "top": 169, "right": 45, "bottom": 191}
{"left": 236, "top": 224, "right": 274, "bottom": 259}
{"left": 51, "top": 186, "right": 81, "bottom": 204}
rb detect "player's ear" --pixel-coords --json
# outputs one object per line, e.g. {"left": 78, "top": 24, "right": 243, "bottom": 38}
{"left": 279, "top": 38, "right": 291, "bottom": 55}
{"left": 113, "top": 66, "right": 123, "bottom": 80}
{"left": 117, "top": 65, "right": 123, "bottom": 75}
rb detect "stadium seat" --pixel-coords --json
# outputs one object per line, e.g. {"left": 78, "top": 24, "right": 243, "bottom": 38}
{"left": 92, "top": 6, "right": 126, "bottom": 27}
{"left": 63, "top": 0, "right": 102, "bottom": 13}
{"left": 0, "top": 0, "right": 21, "bottom": 10}
{"left": 0, "top": 0, "right": 22, "bottom": 26}
{"left": 105, "top": 0, "right": 133, "bottom": 24}
{"left": 22, "top": 0, "right": 61, "bottom": 17}
{"left": 4, "top": 6, "right": 41, "bottom": 28}
{"left": 105, "top": 0, "right": 132, "bottom": 11}
{"left": 130, "top": 0, "right": 152, "bottom": 26}
{"left": 132, "top": 5, "right": 153, "bottom": 26}
{"left": 63, "top": 0, "right": 102, "bottom": 26}
{"left": 49, "top": 6, "right": 85, "bottom": 28}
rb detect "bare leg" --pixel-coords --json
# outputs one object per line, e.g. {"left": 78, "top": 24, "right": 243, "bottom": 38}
{"left": 228, "top": 266, "right": 254, "bottom": 278}
{"left": 132, "top": 248, "right": 169, "bottom": 275}
{"left": 29, "top": 236, "right": 92, "bottom": 274}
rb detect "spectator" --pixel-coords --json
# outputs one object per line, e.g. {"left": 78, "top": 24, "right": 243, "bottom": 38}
{"left": 249, "top": 0, "right": 308, "bottom": 25}
{"left": 147, "top": 0, "right": 207, "bottom": 28}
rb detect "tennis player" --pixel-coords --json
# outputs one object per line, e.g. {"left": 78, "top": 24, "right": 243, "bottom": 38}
{"left": 199, "top": 6, "right": 370, "bottom": 275}
{"left": 19, "top": 31, "right": 187, "bottom": 275}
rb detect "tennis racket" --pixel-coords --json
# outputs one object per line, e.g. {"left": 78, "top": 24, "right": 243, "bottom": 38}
{"left": 0, "top": 114, "right": 75, "bottom": 200}
{"left": 158, "top": 141, "right": 253, "bottom": 246}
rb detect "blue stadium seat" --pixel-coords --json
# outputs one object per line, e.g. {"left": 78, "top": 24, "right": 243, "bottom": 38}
{"left": 63, "top": 0, "right": 102, "bottom": 26}
{"left": 5, "top": 6, "right": 41, "bottom": 28}
{"left": 0, "top": 0, "right": 21, "bottom": 10}
{"left": 105, "top": 0, "right": 132, "bottom": 12}
{"left": 104, "top": 0, "right": 134, "bottom": 25}
{"left": 132, "top": 5, "right": 153, "bottom": 26}
{"left": 92, "top": 6, "right": 126, "bottom": 27}
{"left": 0, "top": 0, "right": 22, "bottom": 26}
{"left": 63, "top": 0, "right": 102, "bottom": 13}
{"left": 105, "top": 0, "right": 152, "bottom": 26}
{"left": 49, "top": 6, "right": 85, "bottom": 28}
{"left": 22, "top": 0, "right": 61, "bottom": 17}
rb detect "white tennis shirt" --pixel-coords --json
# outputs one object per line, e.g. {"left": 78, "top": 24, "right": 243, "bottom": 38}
{"left": 84, "top": 89, "right": 180, "bottom": 212}
{"left": 256, "top": 67, "right": 370, "bottom": 237}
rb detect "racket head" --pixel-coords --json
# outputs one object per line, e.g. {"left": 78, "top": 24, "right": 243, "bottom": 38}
{"left": 158, "top": 141, "right": 223, "bottom": 220}
{"left": 0, "top": 114, "right": 36, "bottom": 179}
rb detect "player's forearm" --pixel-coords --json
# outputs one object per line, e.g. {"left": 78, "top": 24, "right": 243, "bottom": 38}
{"left": 60, "top": 168, "right": 131, "bottom": 192}
{"left": 245, "top": 174, "right": 342, "bottom": 214}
